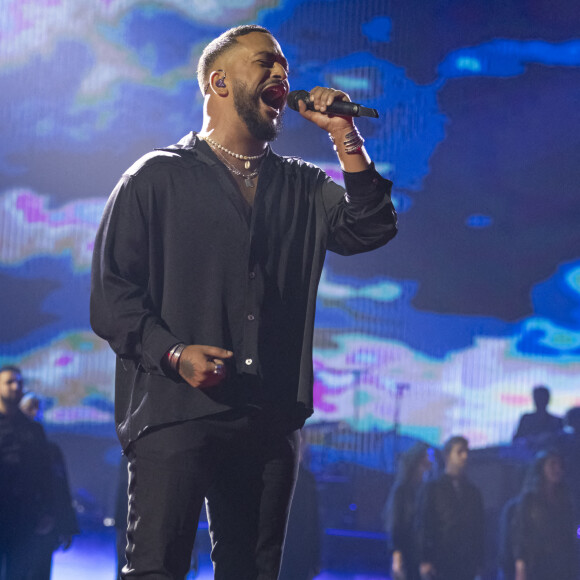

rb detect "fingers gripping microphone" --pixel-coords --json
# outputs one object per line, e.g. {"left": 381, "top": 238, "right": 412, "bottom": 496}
{"left": 287, "top": 90, "right": 379, "bottom": 118}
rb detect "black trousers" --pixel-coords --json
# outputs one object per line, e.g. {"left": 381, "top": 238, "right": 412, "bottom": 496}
{"left": 122, "top": 409, "right": 301, "bottom": 580}
{"left": 0, "top": 508, "right": 36, "bottom": 580}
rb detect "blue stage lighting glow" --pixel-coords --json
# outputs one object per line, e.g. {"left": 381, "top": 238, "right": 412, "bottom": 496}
{"left": 325, "top": 528, "right": 386, "bottom": 540}
{"left": 466, "top": 214, "right": 493, "bottom": 228}
{"left": 455, "top": 56, "right": 483, "bottom": 73}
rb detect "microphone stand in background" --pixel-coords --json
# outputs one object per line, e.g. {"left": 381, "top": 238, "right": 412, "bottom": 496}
{"left": 392, "top": 382, "right": 410, "bottom": 472}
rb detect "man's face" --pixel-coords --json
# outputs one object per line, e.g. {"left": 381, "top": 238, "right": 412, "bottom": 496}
{"left": 232, "top": 79, "right": 281, "bottom": 142}
{"left": 226, "top": 32, "right": 289, "bottom": 141}
{"left": 446, "top": 442, "right": 469, "bottom": 475}
{"left": 0, "top": 370, "right": 24, "bottom": 408}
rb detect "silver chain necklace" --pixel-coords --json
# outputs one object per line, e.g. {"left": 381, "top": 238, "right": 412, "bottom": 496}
{"left": 210, "top": 144, "right": 261, "bottom": 188}
{"left": 200, "top": 135, "right": 266, "bottom": 169}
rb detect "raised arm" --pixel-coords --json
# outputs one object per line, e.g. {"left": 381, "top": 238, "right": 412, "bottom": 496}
{"left": 298, "top": 87, "right": 398, "bottom": 255}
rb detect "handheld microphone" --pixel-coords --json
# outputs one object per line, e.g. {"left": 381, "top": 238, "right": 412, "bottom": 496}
{"left": 287, "top": 90, "right": 379, "bottom": 119}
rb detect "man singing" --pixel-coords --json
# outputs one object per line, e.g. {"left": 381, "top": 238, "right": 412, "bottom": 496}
{"left": 91, "top": 24, "right": 398, "bottom": 579}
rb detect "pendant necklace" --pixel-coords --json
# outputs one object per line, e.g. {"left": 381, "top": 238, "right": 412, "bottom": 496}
{"left": 201, "top": 135, "right": 266, "bottom": 170}
{"left": 210, "top": 144, "right": 261, "bottom": 188}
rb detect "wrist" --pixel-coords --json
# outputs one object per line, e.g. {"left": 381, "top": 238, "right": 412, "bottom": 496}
{"left": 328, "top": 126, "right": 364, "bottom": 155}
{"left": 165, "top": 343, "right": 186, "bottom": 373}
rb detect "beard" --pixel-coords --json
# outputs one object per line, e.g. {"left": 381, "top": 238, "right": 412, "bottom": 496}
{"left": 0, "top": 392, "right": 22, "bottom": 408}
{"left": 232, "top": 79, "right": 283, "bottom": 142}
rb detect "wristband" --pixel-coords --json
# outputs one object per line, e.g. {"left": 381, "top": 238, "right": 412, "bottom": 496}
{"left": 329, "top": 127, "right": 365, "bottom": 154}
{"left": 166, "top": 343, "right": 186, "bottom": 372}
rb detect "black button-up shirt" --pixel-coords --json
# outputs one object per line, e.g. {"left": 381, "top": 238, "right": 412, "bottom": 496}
{"left": 90, "top": 132, "right": 397, "bottom": 449}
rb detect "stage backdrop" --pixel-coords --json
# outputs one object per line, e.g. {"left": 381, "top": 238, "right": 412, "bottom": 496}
{"left": 1, "top": 0, "right": 580, "bottom": 455}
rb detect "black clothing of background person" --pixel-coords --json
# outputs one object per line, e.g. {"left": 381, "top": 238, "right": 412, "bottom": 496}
{"left": 513, "top": 412, "right": 563, "bottom": 440}
{"left": 386, "top": 482, "right": 423, "bottom": 580}
{"left": 497, "top": 497, "right": 519, "bottom": 580}
{"left": 557, "top": 407, "right": 580, "bottom": 525}
{"left": 384, "top": 442, "right": 432, "bottom": 580}
{"left": 25, "top": 440, "right": 79, "bottom": 580}
{"left": 17, "top": 392, "right": 79, "bottom": 580}
{"left": 416, "top": 473, "right": 485, "bottom": 580}
{"left": 90, "top": 132, "right": 397, "bottom": 451}
{"left": 513, "top": 386, "right": 563, "bottom": 442}
{"left": 0, "top": 409, "right": 53, "bottom": 580}
{"left": 512, "top": 489, "right": 578, "bottom": 580}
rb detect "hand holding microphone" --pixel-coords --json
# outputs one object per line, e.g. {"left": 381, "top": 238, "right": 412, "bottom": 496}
{"left": 287, "top": 88, "right": 379, "bottom": 118}
{"left": 288, "top": 87, "right": 373, "bottom": 172}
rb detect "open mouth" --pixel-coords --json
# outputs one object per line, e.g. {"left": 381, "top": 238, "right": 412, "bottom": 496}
{"left": 260, "top": 83, "right": 287, "bottom": 112}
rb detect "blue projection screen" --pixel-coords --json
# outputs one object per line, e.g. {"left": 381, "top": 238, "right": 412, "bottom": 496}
{"left": 1, "top": 0, "right": 579, "bottom": 451}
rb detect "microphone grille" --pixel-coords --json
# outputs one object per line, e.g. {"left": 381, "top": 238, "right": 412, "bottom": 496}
{"left": 287, "top": 90, "right": 310, "bottom": 111}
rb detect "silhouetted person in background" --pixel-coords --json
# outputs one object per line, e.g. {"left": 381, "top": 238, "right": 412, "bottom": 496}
{"left": 19, "top": 393, "right": 79, "bottom": 580}
{"left": 512, "top": 449, "right": 578, "bottom": 580}
{"left": 417, "top": 436, "right": 484, "bottom": 580}
{"left": 384, "top": 442, "right": 432, "bottom": 580}
{"left": 557, "top": 406, "right": 580, "bottom": 523}
{"left": 0, "top": 366, "right": 53, "bottom": 580}
{"left": 563, "top": 406, "right": 580, "bottom": 434}
{"left": 513, "top": 386, "right": 563, "bottom": 442}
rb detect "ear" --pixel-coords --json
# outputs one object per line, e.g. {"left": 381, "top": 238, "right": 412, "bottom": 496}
{"left": 209, "top": 70, "right": 228, "bottom": 96}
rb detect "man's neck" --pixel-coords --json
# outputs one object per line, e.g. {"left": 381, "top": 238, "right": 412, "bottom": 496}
{"left": 199, "top": 120, "right": 268, "bottom": 157}
{"left": 445, "top": 468, "right": 464, "bottom": 479}
{"left": 0, "top": 402, "right": 17, "bottom": 417}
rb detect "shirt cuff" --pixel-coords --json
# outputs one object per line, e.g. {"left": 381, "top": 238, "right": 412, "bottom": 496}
{"left": 342, "top": 162, "right": 393, "bottom": 204}
{"left": 141, "top": 326, "right": 183, "bottom": 374}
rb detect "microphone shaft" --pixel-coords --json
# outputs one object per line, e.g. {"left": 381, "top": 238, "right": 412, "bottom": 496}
{"left": 288, "top": 90, "right": 379, "bottom": 118}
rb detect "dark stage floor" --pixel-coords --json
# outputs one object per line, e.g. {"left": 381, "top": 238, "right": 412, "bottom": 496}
{"left": 51, "top": 527, "right": 390, "bottom": 580}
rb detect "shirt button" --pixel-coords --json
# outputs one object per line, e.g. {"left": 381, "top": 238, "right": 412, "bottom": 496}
{"left": 249, "top": 272, "right": 256, "bottom": 279}
{"left": 245, "top": 358, "right": 253, "bottom": 366}
{"left": 247, "top": 314, "right": 255, "bottom": 321}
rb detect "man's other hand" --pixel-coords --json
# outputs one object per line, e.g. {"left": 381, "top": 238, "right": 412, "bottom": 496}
{"left": 178, "top": 345, "right": 233, "bottom": 388}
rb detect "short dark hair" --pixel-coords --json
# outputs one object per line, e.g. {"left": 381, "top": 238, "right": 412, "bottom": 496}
{"left": 442, "top": 435, "right": 468, "bottom": 458}
{"left": 0, "top": 365, "right": 22, "bottom": 377}
{"left": 197, "top": 25, "right": 272, "bottom": 95}
{"left": 532, "top": 385, "right": 550, "bottom": 407}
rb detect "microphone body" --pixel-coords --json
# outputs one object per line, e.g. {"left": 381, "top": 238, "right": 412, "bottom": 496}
{"left": 287, "top": 90, "right": 379, "bottom": 118}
